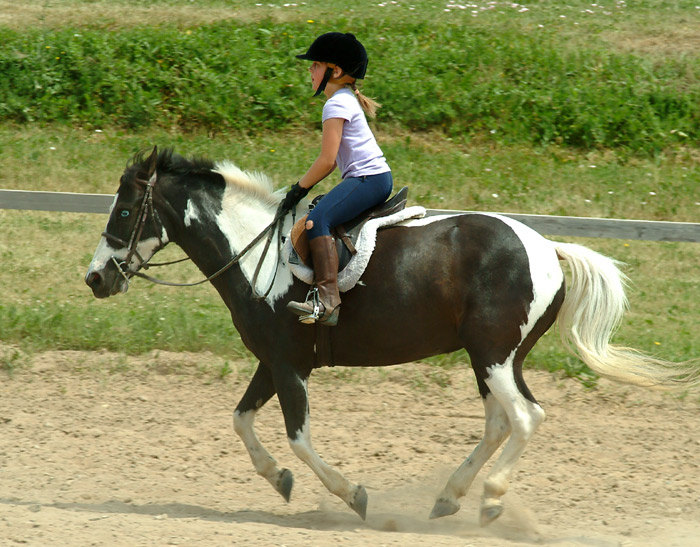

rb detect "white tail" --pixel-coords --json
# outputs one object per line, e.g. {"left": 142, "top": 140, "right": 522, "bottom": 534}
{"left": 554, "top": 242, "right": 699, "bottom": 390}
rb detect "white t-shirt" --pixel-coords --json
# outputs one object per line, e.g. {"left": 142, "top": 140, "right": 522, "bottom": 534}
{"left": 322, "top": 87, "right": 390, "bottom": 179}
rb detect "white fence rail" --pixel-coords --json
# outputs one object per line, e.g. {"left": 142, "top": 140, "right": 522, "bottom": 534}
{"left": 1, "top": 189, "right": 698, "bottom": 242}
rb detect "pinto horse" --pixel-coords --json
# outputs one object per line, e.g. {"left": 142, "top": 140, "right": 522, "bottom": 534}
{"left": 85, "top": 147, "right": 697, "bottom": 524}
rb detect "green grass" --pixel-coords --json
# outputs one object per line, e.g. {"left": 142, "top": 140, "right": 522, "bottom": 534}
{"left": 1, "top": 1, "right": 699, "bottom": 152}
{"left": 1, "top": 124, "right": 697, "bottom": 222}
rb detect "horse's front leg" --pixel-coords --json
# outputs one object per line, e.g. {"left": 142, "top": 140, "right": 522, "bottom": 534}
{"left": 233, "top": 362, "right": 294, "bottom": 502}
{"left": 272, "top": 363, "right": 368, "bottom": 520}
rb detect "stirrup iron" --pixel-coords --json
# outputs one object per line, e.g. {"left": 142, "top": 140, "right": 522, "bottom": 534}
{"left": 298, "top": 287, "right": 321, "bottom": 324}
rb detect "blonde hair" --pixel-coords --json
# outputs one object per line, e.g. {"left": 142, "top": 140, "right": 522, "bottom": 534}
{"left": 348, "top": 82, "right": 381, "bottom": 118}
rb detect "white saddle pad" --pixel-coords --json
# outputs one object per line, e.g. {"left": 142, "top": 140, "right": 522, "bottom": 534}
{"left": 283, "top": 206, "right": 426, "bottom": 292}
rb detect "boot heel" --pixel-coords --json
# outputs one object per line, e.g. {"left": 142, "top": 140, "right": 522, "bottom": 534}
{"left": 319, "top": 306, "right": 340, "bottom": 326}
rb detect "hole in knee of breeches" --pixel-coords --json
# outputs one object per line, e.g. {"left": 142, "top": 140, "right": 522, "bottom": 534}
{"left": 305, "top": 220, "right": 314, "bottom": 230}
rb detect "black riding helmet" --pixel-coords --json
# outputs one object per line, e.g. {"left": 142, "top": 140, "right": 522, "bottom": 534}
{"left": 296, "top": 32, "right": 368, "bottom": 96}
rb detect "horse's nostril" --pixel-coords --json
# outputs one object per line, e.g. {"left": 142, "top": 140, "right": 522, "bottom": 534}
{"left": 86, "top": 271, "right": 102, "bottom": 288}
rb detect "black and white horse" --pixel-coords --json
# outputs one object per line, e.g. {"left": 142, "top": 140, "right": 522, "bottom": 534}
{"left": 85, "top": 147, "right": 697, "bottom": 524}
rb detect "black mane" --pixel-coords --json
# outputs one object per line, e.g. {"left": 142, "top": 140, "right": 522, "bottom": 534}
{"left": 124, "top": 147, "right": 217, "bottom": 183}
{"left": 120, "top": 146, "right": 278, "bottom": 208}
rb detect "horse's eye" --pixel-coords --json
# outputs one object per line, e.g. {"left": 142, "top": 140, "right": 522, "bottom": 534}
{"left": 120, "top": 210, "right": 130, "bottom": 218}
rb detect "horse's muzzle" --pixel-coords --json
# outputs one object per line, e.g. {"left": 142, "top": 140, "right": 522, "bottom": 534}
{"left": 85, "top": 264, "right": 128, "bottom": 298}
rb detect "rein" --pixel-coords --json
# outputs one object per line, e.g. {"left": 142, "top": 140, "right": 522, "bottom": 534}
{"left": 132, "top": 213, "right": 285, "bottom": 298}
{"left": 104, "top": 170, "right": 288, "bottom": 300}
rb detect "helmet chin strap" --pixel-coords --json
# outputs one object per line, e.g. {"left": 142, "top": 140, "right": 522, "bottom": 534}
{"left": 314, "top": 67, "right": 334, "bottom": 97}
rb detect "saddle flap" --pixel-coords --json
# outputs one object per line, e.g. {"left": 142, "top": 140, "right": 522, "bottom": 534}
{"left": 286, "top": 203, "right": 427, "bottom": 292}
{"left": 290, "top": 214, "right": 310, "bottom": 265}
{"left": 289, "top": 214, "right": 351, "bottom": 269}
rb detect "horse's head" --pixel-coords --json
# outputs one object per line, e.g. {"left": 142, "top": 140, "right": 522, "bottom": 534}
{"left": 85, "top": 147, "right": 170, "bottom": 298}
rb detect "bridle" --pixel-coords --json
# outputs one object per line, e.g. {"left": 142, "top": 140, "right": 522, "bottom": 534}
{"left": 101, "top": 170, "right": 165, "bottom": 280}
{"left": 102, "top": 169, "right": 286, "bottom": 299}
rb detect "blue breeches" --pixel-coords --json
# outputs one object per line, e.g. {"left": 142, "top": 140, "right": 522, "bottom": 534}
{"left": 306, "top": 172, "right": 393, "bottom": 240}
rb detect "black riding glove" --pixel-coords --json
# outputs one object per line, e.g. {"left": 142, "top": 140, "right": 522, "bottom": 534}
{"left": 277, "top": 182, "right": 309, "bottom": 217}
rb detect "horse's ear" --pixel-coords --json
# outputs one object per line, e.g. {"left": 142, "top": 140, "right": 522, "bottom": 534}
{"left": 145, "top": 146, "right": 158, "bottom": 182}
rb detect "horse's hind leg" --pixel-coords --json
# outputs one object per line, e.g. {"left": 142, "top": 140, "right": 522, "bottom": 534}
{"left": 272, "top": 362, "right": 368, "bottom": 520}
{"left": 233, "top": 362, "right": 294, "bottom": 502}
{"left": 430, "top": 382, "right": 511, "bottom": 519}
{"left": 478, "top": 358, "right": 545, "bottom": 526}
{"left": 430, "top": 354, "right": 545, "bottom": 525}
{"left": 475, "top": 280, "right": 563, "bottom": 525}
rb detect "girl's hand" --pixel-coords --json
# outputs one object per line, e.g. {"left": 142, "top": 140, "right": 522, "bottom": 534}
{"left": 277, "top": 182, "right": 309, "bottom": 217}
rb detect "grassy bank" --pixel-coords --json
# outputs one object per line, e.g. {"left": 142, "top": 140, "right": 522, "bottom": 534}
{"left": 1, "top": 124, "right": 698, "bottom": 222}
{"left": 1, "top": 2, "right": 699, "bottom": 152}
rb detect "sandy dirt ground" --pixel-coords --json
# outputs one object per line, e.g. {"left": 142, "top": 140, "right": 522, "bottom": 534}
{"left": 1, "top": 347, "right": 699, "bottom": 546}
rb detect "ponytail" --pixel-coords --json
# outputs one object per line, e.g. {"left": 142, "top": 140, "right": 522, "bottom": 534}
{"left": 348, "top": 82, "right": 381, "bottom": 118}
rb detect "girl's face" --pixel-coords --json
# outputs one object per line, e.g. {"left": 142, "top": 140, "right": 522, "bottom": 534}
{"left": 309, "top": 61, "right": 329, "bottom": 92}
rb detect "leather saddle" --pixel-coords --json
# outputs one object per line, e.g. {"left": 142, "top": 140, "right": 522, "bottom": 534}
{"left": 289, "top": 186, "right": 409, "bottom": 270}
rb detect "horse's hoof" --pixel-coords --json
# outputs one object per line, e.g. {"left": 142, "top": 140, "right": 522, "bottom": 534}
{"left": 479, "top": 502, "right": 504, "bottom": 526}
{"left": 276, "top": 468, "right": 294, "bottom": 502}
{"left": 349, "top": 485, "right": 368, "bottom": 520}
{"left": 429, "top": 497, "right": 460, "bottom": 519}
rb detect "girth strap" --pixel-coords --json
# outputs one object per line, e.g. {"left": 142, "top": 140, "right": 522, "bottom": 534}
{"left": 314, "top": 324, "right": 334, "bottom": 367}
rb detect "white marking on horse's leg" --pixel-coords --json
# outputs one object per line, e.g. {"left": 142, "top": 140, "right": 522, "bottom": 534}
{"left": 233, "top": 409, "right": 292, "bottom": 500}
{"left": 289, "top": 413, "right": 367, "bottom": 519}
{"left": 430, "top": 393, "right": 510, "bottom": 518}
{"left": 480, "top": 360, "right": 545, "bottom": 526}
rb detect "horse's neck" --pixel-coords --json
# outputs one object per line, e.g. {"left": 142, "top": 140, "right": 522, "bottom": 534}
{"left": 217, "top": 193, "right": 276, "bottom": 252}
{"left": 172, "top": 183, "right": 292, "bottom": 309}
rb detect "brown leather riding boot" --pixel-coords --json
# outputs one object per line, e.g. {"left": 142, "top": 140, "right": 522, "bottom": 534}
{"left": 287, "top": 235, "right": 341, "bottom": 326}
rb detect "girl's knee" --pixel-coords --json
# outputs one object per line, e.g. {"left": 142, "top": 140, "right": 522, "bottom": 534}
{"left": 305, "top": 219, "right": 314, "bottom": 230}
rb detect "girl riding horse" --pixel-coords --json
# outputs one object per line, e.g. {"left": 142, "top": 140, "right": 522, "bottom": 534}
{"left": 279, "top": 32, "right": 393, "bottom": 326}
